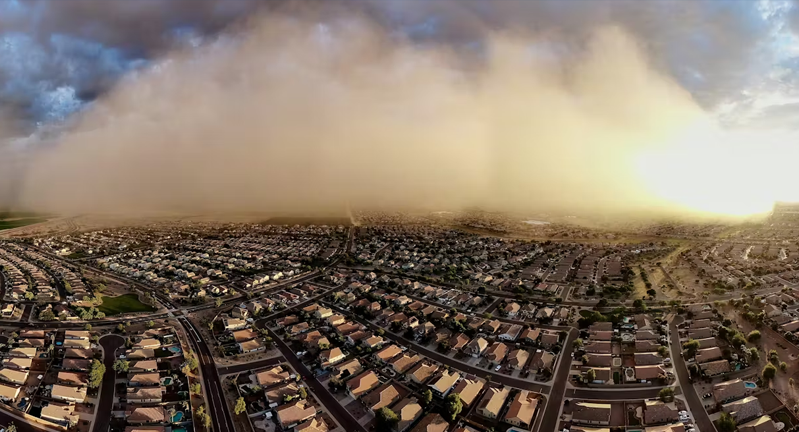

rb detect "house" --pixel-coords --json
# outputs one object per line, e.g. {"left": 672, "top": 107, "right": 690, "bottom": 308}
{"left": 452, "top": 376, "right": 485, "bottom": 408}
{"left": 320, "top": 348, "right": 346, "bottom": 368}
{"left": 393, "top": 398, "right": 424, "bottom": 432}
{"left": 587, "top": 367, "right": 611, "bottom": 384}
{"left": 124, "top": 349, "right": 154, "bottom": 360}
{"left": 695, "top": 338, "right": 716, "bottom": 349}
{"left": 327, "top": 314, "right": 346, "bottom": 326}
{"left": 737, "top": 415, "right": 778, "bottom": 432}
{"left": 374, "top": 345, "right": 403, "bottom": 363}
{"left": 256, "top": 366, "right": 290, "bottom": 386}
{"left": 408, "top": 362, "right": 439, "bottom": 384}
{"left": 540, "top": 330, "right": 560, "bottom": 347}
{"left": 428, "top": 371, "right": 460, "bottom": 398}
{"left": 643, "top": 400, "right": 678, "bottom": 424}
{"left": 131, "top": 338, "right": 159, "bottom": 349}
{"left": 266, "top": 383, "right": 301, "bottom": 403}
{"left": 504, "top": 302, "right": 521, "bottom": 317}
{"left": 519, "top": 328, "right": 541, "bottom": 344}
{"left": 477, "top": 387, "right": 510, "bottom": 419}
{"left": 64, "top": 331, "right": 90, "bottom": 340}
{"left": 0, "top": 368, "right": 27, "bottom": 385}
{"left": 590, "top": 331, "right": 613, "bottom": 341}
{"left": 409, "top": 413, "right": 449, "bottom": 432}
{"left": 572, "top": 402, "right": 611, "bottom": 425}
{"left": 465, "top": 338, "right": 489, "bottom": 357}
{"left": 635, "top": 340, "right": 662, "bottom": 352}
{"left": 589, "top": 322, "right": 613, "bottom": 332}
{"left": 530, "top": 350, "right": 555, "bottom": 371}
{"left": 499, "top": 324, "right": 523, "bottom": 341}
{"left": 688, "top": 328, "right": 713, "bottom": 339}
{"left": 696, "top": 347, "right": 723, "bottom": 363}
{"left": 635, "top": 366, "right": 666, "bottom": 382}
{"left": 52, "top": 384, "right": 87, "bottom": 403}
{"left": 723, "top": 396, "right": 764, "bottom": 423}
{"left": 635, "top": 330, "right": 659, "bottom": 341}
{"left": 41, "top": 402, "right": 79, "bottom": 427}
{"left": 689, "top": 319, "right": 711, "bottom": 329}
{"left": 448, "top": 333, "right": 470, "bottom": 351}
{"left": 484, "top": 342, "right": 509, "bottom": 363}
{"left": 503, "top": 391, "right": 539, "bottom": 429}
{"left": 9, "top": 347, "right": 37, "bottom": 358}
{"left": 0, "top": 382, "right": 19, "bottom": 402}
{"left": 127, "top": 406, "right": 166, "bottom": 424}
{"left": 232, "top": 329, "right": 258, "bottom": 343}
{"left": 713, "top": 379, "right": 747, "bottom": 403}
{"left": 362, "top": 335, "right": 385, "bottom": 349}
{"left": 584, "top": 354, "right": 613, "bottom": 367}
{"left": 2, "top": 358, "right": 31, "bottom": 370}
{"left": 634, "top": 353, "right": 662, "bottom": 366}
{"left": 223, "top": 318, "right": 247, "bottom": 331}
{"left": 347, "top": 370, "right": 380, "bottom": 398}
{"left": 61, "top": 359, "right": 91, "bottom": 371}
{"left": 391, "top": 354, "right": 421, "bottom": 374}
{"left": 129, "top": 360, "right": 158, "bottom": 373}
{"left": 128, "top": 373, "right": 161, "bottom": 387}
{"left": 481, "top": 320, "right": 501, "bottom": 334}
{"left": 362, "top": 382, "right": 402, "bottom": 412}
{"left": 584, "top": 341, "right": 612, "bottom": 354}
{"left": 701, "top": 360, "right": 731, "bottom": 376}
{"left": 276, "top": 399, "right": 316, "bottom": 429}
{"left": 314, "top": 307, "right": 333, "bottom": 319}
{"left": 239, "top": 339, "right": 265, "bottom": 354}
{"left": 56, "top": 372, "right": 87, "bottom": 387}
{"left": 333, "top": 358, "right": 363, "bottom": 379}
{"left": 507, "top": 349, "right": 530, "bottom": 370}
{"left": 296, "top": 417, "right": 329, "bottom": 432}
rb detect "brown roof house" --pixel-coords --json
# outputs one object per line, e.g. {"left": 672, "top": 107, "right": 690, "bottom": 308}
{"left": 347, "top": 370, "right": 380, "bottom": 398}
{"left": 643, "top": 400, "right": 678, "bottom": 425}
{"left": 362, "top": 382, "right": 402, "bottom": 412}
{"left": 452, "top": 376, "right": 485, "bottom": 408}
{"left": 477, "top": 387, "right": 510, "bottom": 419}
{"left": 572, "top": 402, "right": 611, "bottom": 426}
{"left": 503, "top": 391, "right": 539, "bottom": 429}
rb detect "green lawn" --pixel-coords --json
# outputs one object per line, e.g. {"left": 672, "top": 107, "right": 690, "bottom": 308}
{"left": 97, "top": 294, "right": 156, "bottom": 316}
{"left": 0, "top": 218, "right": 48, "bottom": 231}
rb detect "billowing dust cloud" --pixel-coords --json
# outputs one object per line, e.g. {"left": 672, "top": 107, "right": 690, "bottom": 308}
{"left": 11, "top": 9, "right": 708, "bottom": 216}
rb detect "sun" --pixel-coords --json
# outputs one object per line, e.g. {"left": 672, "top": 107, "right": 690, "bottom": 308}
{"left": 635, "top": 122, "right": 799, "bottom": 217}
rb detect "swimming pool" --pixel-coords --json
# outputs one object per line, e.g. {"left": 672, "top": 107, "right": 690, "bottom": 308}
{"left": 169, "top": 346, "right": 182, "bottom": 353}
{"left": 745, "top": 381, "right": 757, "bottom": 388}
{"left": 172, "top": 411, "right": 184, "bottom": 422}
{"left": 161, "top": 377, "right": 173, "bottom": 386}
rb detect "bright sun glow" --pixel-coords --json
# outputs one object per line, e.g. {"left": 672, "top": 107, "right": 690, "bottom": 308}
{"left": 636, "top": 121, "right": 799, "bottom": 216}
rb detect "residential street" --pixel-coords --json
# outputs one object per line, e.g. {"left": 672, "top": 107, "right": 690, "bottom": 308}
{"left": 669, "top": 317, "right": 716, "bottom": 432}
{"left": 92, "top": 335, "right": 125, "bottom": 432}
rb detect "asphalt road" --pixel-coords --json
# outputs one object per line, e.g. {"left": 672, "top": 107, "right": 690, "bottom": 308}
{"left": 92, "top": 335, "right": 125, "bottom": 432}
{"left": 669, "top": 317, "right": 716, "bottom": 432}
{"left": 217, "top": 356, "right": 286, "bottom": 375}
{"left": 564, "top": 387, "right": 667, "bottom": 400}
{"left": 266, "top": 328, "right": 367, "bottom": 432}
{"left": 179, "top": 317, "right": 236, "bottom": 432}
{"left": 325, "top": 302, "right": 552, "bottom": 393}
{"left": 538, "top": 328, "right": 577, "bottom": 432}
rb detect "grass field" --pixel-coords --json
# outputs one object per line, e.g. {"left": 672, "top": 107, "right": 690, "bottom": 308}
{"left": 0, "top": 218, "right": 49, "bottom": 231}
{"left": 97, "top": 294, "right": 156, "bottom": 316}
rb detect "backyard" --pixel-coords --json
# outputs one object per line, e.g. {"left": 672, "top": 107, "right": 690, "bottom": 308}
{"left": 97, "top": 293, "right": 156, "bottom": 315}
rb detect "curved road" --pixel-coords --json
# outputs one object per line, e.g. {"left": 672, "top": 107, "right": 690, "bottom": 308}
{"left": 92, "top": 334, "right": 126, "bottom": 432}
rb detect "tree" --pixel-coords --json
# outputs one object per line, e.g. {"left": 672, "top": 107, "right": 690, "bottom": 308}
{"left": 633, "top": 299, "right": 647, "bottom": 311}
{"left": 113, "top": 360, "right": 130, "bottom": 373}
{"left": 147, "top": 320, "right": 155, "bottom": 329}
{"left": 763, "top": 363, "right": 777, "bottom": 383}
{"left": 770, "top": 349, "right": 779, "bottom": 364}
{"left": 718, "top": 412, "right": 737, "bottom": 432}
{"left": 190, "top": 382, "right": 201, "bottom": 394}
{"left": 117, "top": 323, "right": 126, "bottom": 333}
{"left": 234, "top": 397, "right": 247, "bottom": 415}
{"left": 585, "top": 368, "right": 596, "bottom": 382}
{"left": 84, "top": 324, "right": 92, "bottom": 331}
{"left": 780, "top": 361, "right": 788, "bottom": 372}
{"left": 39, "top": 309, "right": 56, "bottom": 321}
{"left": 6, "top": 423, "right": 16, "bottom": 432}
{"left": 185, "top": 351, "right": 199, "bottom": 371}
{"left": 215, "top": 298, "right": 223, "bottom": 308}
{"left": 24, "top": 291, "right": 34, "bottom": 301}
{"left": 750, "top": 348, "right": 760, "bottom": 361}
{"left": 572, "top": 338, "right": 584, "bottom": 349}
{"left": 658, "top": 387, "right": 674, "bottom": 402}
{"left": 682, "top": 339, "right": 700, "bottom": 358}
{"left": 445, "top": 393, "right": 463, "bottom": 420}
{"left": 88, "top": 359, "right": 106, "bottom": 388}
{"left": 422, "top": 389, "right": 433, "bottom": 407}
{"left": 745, "top": 330, "right": 761, "bottom": 343}
{"left": 375, "top": 407, "right": 399, "bottom": 432}
{"left": 657, "top": 346, "right": 669, "bottom": 357}
{"left": 298, "top": 387, "right": 308, "bottom": 399}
